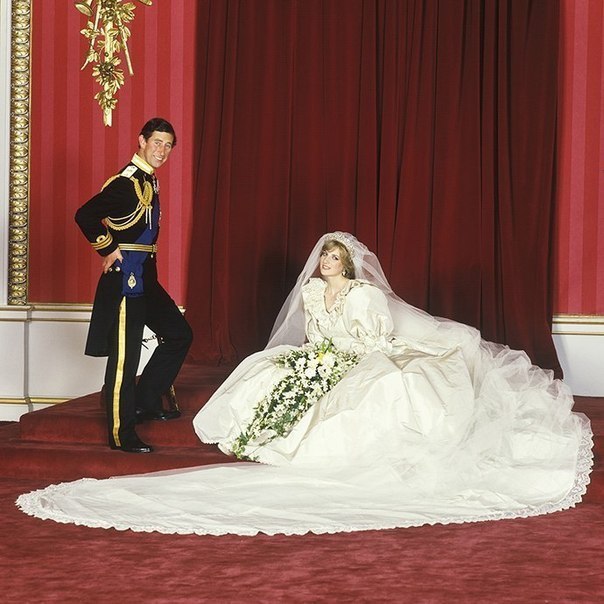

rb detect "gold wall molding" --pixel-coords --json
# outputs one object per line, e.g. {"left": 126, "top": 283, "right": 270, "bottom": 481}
{"left": 553, "top": 314, "right": 604, "bottom": 325}
{"left": 0, "top": 397, "right": 69, "bottom": 406}
{"left": 8, "top": 0, "right": 31, "bottom": 306}
{"left": 552, "top": 314, "right": 604, "bottom": 336}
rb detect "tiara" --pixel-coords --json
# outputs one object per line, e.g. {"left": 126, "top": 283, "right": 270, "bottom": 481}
{"left": 324, "top": 231, "right": 356, "bottom": 258}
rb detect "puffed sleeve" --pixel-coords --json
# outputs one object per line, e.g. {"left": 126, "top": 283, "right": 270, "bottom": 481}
{"left": 342, "top": 283, "right": 394, "bottom": 355}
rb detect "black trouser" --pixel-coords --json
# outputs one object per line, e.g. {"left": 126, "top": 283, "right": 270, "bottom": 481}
{"left": 103, "top": 281, "right": 193, "bottom": 447}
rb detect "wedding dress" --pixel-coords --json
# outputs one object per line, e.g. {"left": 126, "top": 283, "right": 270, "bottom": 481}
{"left": 17, "top": 233, "right": 593, "bottom": 536}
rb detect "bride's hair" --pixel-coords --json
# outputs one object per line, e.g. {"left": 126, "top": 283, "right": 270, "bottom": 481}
{"left": 322, "top": 239, "right": 356, "bottom": 279}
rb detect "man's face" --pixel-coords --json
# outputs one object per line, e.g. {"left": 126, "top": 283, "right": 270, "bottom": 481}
{"left": 137, "top": 131, "right": 174, "bottom": 169}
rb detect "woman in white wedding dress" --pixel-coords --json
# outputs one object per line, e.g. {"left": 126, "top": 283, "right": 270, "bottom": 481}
{"left": 17, "top": 232, "right": 593, "bottom": 536}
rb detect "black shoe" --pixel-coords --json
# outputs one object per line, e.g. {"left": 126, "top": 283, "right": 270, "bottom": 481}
{"left": 136, "top": 408, "right": 182, "bottom": 422}
{"left": 110, "top": 436, "right": 154, "bottom": 453}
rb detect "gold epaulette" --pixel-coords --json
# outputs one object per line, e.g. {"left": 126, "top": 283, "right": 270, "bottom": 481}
{"left": 101, "top": 172, "right": 154, "bottom": 231}
{"left": 102, "top": 174, "right": 120, "bottom": 191}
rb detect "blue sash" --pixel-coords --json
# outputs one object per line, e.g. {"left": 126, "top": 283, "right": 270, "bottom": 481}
{"left": 119, "top": 201, "right": 159, "bottom": 297}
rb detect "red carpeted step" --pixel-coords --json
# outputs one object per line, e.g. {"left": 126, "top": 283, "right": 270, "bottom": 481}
{"left": 70, "top": 383, "right": 221, "bottom": 413}
{"left": 17, "top": 363, "right": 233, "bottom": 446}
{"left": 18, "top": 398, "right": 212, "bottom": 447}
{"left": 0, "top": 426, "right": 236, "bottom": 481}
{"left": 159, "top": 362, "right": 235, "bottom": 411}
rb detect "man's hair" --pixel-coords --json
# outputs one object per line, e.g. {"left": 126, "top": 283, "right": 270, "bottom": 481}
{"left": 139, "top": 117, "right": 177, "bottom": 146}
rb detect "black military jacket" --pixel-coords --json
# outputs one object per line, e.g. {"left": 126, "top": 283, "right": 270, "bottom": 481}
{"left": 75, "top": 154, "right": 160, "bottom": 356}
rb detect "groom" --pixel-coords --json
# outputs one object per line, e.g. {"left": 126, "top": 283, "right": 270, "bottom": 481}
{"left": 75, "top": 117, "right": 193, "bottom": 453}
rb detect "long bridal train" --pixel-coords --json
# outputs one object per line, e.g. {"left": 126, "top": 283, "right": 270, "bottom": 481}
{"left": 16, "top": 233, "right": 594, "bottom": 536}
{"left": 15, "top": 347, "right": 594, "bottom": 536}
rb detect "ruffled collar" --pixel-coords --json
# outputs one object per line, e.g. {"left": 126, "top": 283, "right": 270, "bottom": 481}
{"left": 302, "top": 278, "right": 362, "bottom": 318}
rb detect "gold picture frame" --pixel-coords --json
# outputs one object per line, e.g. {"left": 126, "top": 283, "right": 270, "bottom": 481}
{"left": 8, "top": 0, "right": 31, "bottom": 306}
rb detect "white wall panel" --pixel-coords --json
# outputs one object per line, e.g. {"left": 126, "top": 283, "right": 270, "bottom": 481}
{"left": 553, "top": 315, "right": 604, "bottom": 396}
{"left": 0, "top": 306, "right": 27, "bottom": 397}
{"left": 0, "top": 305, "right": 157, "bottom": 420}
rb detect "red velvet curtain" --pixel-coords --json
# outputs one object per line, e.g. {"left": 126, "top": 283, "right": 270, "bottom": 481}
{"left": 186, "top": 0, "right": 561, "bottom": 374}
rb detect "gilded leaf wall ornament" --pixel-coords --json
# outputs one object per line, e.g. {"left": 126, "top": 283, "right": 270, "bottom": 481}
{"left": 75, "top": 0, "right": 152, "bottom": 126}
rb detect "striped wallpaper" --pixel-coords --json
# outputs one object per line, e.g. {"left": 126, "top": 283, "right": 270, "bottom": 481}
{"left": 25, "top": 0, "right": 604, "bottom": 315}
{"left": 556, "top": 0, "right": 604, "bottom": 314}
{"left": 28, "top": 0, "right": 198, "bottom": 305}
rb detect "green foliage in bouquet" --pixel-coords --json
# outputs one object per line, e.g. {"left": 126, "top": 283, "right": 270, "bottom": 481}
{"left": 232, "top": 340, "right": 359, "bottom": 460}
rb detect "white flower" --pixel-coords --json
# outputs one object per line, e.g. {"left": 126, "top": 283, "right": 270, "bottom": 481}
{"left": 318, "top": 365, "right": 330, "bottom": 378}
{"left": 312, "top": 384, "right": 324, "bottom": 397}
{"left": 321, "top": 352, "right": 336, "bottom": 367}
{"left": 304, "top": 366, "right": 317, "bottom": 379}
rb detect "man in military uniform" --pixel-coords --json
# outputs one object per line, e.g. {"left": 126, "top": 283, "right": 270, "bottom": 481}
{"left": 75, "top": 117, "right": 193, "bottom": 453}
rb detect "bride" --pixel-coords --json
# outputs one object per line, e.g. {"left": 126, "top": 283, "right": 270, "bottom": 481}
{"left": 17, "top": 232, "right": 593, "bottom": 536}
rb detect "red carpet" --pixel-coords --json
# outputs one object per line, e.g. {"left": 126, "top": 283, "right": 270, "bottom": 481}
{"left": 0, "top": 364, "right": 237, "bottom": 481}
{"left": 0, "top": 363, "right": 602, "bottom": 602}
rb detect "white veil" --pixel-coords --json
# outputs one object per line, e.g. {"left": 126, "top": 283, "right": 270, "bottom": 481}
{"left": 265, "top": 231, "right": 575, "bottom": 419}
{"left": 266, "top": 231, "right": 475, "bottom": 354}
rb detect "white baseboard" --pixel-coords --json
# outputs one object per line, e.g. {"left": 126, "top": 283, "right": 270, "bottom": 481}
{"left": 0, "top": 304, "right": 157, "bottom": 421}
{"left": 0, "top": 308, "right": 602, "bottom": 421}
{"left": 552, "top": 315, "right": 604, "bottom": 397}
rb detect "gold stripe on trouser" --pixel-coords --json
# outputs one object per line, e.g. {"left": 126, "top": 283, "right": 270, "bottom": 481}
{"left": 111, "top": 298, "right": 127, "bottom": 446}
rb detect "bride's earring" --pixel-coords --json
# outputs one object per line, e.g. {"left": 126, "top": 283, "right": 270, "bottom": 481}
{"left": 342, "top": 270, "right": 347, "bottom": 277}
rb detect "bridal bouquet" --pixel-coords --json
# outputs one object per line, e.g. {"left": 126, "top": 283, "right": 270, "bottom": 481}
{"left": 231, "top": 340, "right": 360, "bottom": 459}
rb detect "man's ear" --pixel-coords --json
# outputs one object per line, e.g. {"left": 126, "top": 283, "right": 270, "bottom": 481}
{"left": 138, "top": 134, "right": 146, "bottom": 149}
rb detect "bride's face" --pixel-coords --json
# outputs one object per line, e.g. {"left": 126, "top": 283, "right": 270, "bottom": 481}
{"left": 319, "top": 247, "right": 345, "bottom": 278}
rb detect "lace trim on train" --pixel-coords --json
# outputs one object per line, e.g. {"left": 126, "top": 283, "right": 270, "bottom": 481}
{"left": 15, "top": 423, "right": 594, "bottom": 537}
